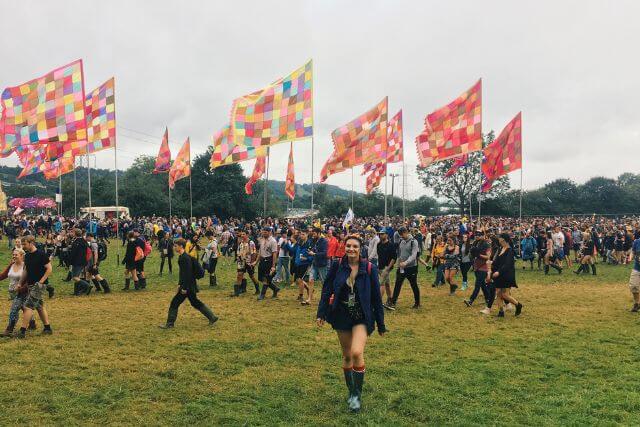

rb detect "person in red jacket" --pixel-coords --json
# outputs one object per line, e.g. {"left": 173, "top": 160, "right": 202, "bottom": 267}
{"left": 326, "top": 229, "right": 339, "bottom": 269}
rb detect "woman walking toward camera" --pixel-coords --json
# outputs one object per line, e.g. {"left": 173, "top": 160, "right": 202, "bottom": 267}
{"left": 316, "top": 235, "right": 387, "bottom": 413}
{"left": 489, "top": 233, "right": 523, "bottom": 317}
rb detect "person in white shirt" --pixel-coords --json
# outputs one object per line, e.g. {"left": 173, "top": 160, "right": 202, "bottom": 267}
{"left": 274, "top": 230, "right": 291, "bottom": 285}
{"left": 367, "top": 230, "right": 380, "bottom": 264}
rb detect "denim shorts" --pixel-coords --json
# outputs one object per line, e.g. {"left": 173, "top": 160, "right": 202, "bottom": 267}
{"left": 310, "top": 265, "right": 327, "bottom": 282}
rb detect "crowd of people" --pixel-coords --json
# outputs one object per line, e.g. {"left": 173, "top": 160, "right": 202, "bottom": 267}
{"left": 1, "top": 212, "right": 639, "bottom": 412}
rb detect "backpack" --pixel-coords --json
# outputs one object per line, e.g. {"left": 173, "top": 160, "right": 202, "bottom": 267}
{"left": 98, "top": 242, "right": 107, "bottom": 261}
{"left": 192, "top": 257, "right": 205, "bottom": 280}
{"left": 86, "top": 246, "right": 93, "bottom": 263}
{"left": 143, "top": 240, "right": 152, "bottom": 257}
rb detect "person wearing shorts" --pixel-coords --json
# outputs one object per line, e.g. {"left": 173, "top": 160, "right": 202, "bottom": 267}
{"left": 285, "top": 231, "right": 312, "bottom": 303}
{"left": 375, "top": 231, "right": 396, "bottom": 309}
{"left": 629, "top": 237, "right": 640, "bottom": 312}
{"left": 307, "top": 227, "right": 328, "bottom": 305}
{"left": 86, "top": 233, "right": 110, "bottom": 293}
{"left": 256, "top": 227, "right": 280, "bottom": 301}
{"left": 16, "top": 235, "right": 53, "bottom": 339}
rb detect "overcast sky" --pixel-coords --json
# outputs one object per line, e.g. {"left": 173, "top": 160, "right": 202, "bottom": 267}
{"left": 1, "top": 0, "right": 638, "bottom": 199}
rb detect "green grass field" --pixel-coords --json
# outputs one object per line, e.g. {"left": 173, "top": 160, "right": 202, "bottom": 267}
{"left": 0, "top": 242, "right": 638, "bottom": 426}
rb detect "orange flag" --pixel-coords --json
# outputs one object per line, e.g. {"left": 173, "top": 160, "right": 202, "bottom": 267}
{"left": 245, "top": 156, "right": 266, "bottom": 195}
{"left": 168, "top": 138, "right": 190, "bottom": 189}
{"left": 154, "top": 127, "right": 171, "bottom": 173}
{"left": 285, "top": 142, "right": 295, "bottom": 200}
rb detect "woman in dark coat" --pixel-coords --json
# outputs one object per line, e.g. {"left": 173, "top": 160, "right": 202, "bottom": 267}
{"left": 122, "top": 231, "right": 139, "bottom": 290}
{"left": 316, "top": 235, "right": 387, "bottom": 413}
{"left": 489, "top": 233, "right": 523, "bottom": 317}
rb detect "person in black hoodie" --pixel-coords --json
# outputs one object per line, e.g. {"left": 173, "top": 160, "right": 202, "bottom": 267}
{"left": 158, "top": 231, "right": 174, "bottom": 275}
{"left": 159, "top": 238, "right": 218, "bottom": 329}
{"left": 69, "top": 228, "right": 92, "bottom": 296}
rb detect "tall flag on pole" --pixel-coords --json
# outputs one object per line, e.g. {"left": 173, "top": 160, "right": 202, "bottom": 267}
{"left": 45, "top": 77, "right": 116, "bottom": 159}
{"left": 210, "top": 124, "right": 268, "bottom": 168}
{"left": 444, "top": 154, "right": 469, "bottom": 177}
{"left": 43, "top": 158, "right": 75, "bottom": 180}
{"left": 230, "top": 60, "right": 313, "bottom": 149}
{"left": 244, "top": 156, "right": 266, "bottom": 195}
{"left": 362, "top": 109, "right": 402, "bottom": 192}
{"left": 168, "top": 138, "right": 191, "bottom": 189}
{"left": 153, "top": 127, "right": 171, "bottom": 173}
{"left": 416, "top": 80, "right": 482, "bottom": 167}
{"left": 285, "top": 142, "right": 295, "bottom": 200}
{"left": 481, "top": 112, "right": 522, "bottom": 192}
{"left": 320, "top": 97, "right": 388, "bottom": 182}
{"left": 366, "top": 162, "right": 386, "bottom": 194}
{"left": 0, "top": 59, "right": 87, "bottom": 157}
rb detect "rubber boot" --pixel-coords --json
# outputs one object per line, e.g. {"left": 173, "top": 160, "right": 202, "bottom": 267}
{"left": 46, "top": 285, "right": 55, "bottom": 299}
{"left": 159, "top": 306, "right": 178, "bottom": 329}
{"left": 544, "top": 265, "right": 549, "bottom": 275}
{"left": 73, "top": 282, "right": 80, "bottom": 296}
{"left": 230, "top": 284, "right": 241, "bottom": 297}
{"left": 257, "top": 285, "right": 268, "bottom": 301}
{"left": 350, "top": 369, "right": 365, "bottom": 412}
{"left": 64, "top": 271, "right": 72, "bottom": 282}
{"left": 253, "top": 282, "right": 260, "bottom": 295}
{"left": 139, "top": 277, "right": 147, "bottom": 289}
{"left": 92, "top": 279, "right": 102, "bottom": 292}
{"left": 269, "top": 283, "right": 280, "bottom": 298}
{"left": 79, "top": 280, "right": 92, "bottom": 295}
{"left": 574, "top": 264, "right": 586, "bottom": 275}
{"left": 28, "top": 318, "right": 37, "bottom": 330}
{"left": 122, "top": 278, "right": 131, "bottom": 291}
{"left": 240, "top": 279, "right": 247, "bottom": 294}
{"left": 199, "top": 304, "right": 219, "bottom": 325}
{"left": 591, "top": 264, "right": 597, "bottom": 275}
{"left": 101, "top": 279, "right": 111, "bottom": 294}
{"left": 344, "top": 369, "right": 355, "bottom": 405}
{"left": 1, "top": 319, "right": 17, "bottom": 337}
{"left": 134, "top": 280, "right": 140, "bottom": 290}
{"left": 209, "top": 274, "right": 217, "bottom": 287}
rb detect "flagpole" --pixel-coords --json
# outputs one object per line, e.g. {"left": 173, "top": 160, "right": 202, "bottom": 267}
{"left": 58, "top": 171, "right": 62, "bottom": 217}
{"left": 168, "top": 183, "right": 172, "bottom": 218}
{"left": 310, "top": 59, "right": 315, "bottom": 214}
{"left": 384, "top": 165, "right": 388, "bottom": 220}
{"left": 351, "top": 167, "right": 354, "bottom": 212}
{"left": 263, "top": 147, "right": 270, "bottom": 217}
{"left": 402, "top": 162, "right": 406, "bottom": 218}
{"left": 477, "top": 153, "right": 482, "bottom": 227}
{"left": 189, "top": 174, "right": 193, "bottom": 220}
{"left": 86, "top": 153, "right": 92, "bottom": 218}
{"left": 113, "top": 77, "right": 120, "bottom": 264}
{"left": 73, "top": 158, "right": 77, "bottom": 220}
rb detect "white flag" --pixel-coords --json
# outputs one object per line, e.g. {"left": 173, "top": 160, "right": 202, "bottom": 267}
{"left": 343, "top": 208, "right": 354, "bottom": 227}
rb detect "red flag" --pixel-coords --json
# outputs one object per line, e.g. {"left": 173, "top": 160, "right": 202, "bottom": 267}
{"left": 168, "top": 138, "right": 190, "bottom": 189}
{"left": 154, "top": 127, "right": 171, "bottom": 173}
{"left": 285, "top": 143, "right": 295, "bottom": 200}
{"left": 416, "top": 80, "right": 482, "bottom": 167}
{"left": 481, "top": 112, "right": 522, "bottom": 192}
{"left": 321, "top": 97, "right": 388, "bottom": 182}
{"left": 245, "top": 156, "right": 266, "bottom": 195}
{"left": 444, "top": 154, "right": 468, "bottom": 178}
{"left": 365, "top": 162, "right": 386, "bottom": 194}
{"left": 43, "top": 158, "right": 75, "bottom": 180}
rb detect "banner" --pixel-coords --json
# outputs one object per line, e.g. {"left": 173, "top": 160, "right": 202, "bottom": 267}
{"left": 168, "top": 138, "right": 190, "bottom": 189}
{"left": 365, "top": 162, "right": 386, "bottom": 194}
{"left": 0, "top": 60, "right": 87, "bottom": 157}
{"left": 320, "top": 97, "right": 388, "bottom": 182}
{"left": 245, "top": 156, "right": 266, "bottom": 195}
{"left": 285, "top": 142, "right": 295, "bottom": 200}
{"left": 153, "top": 127, "right": 171, "bottom": 173}
{"left": 416, "top": 79, "right": 482, "bottom": 167}
{"left": 210, "top": 124, "right": 268, "bottom": 168}
{"left": 444, "top": 154, "right": 468, "bottom": 178}
{"left": 481, "top": 112, "right": 522, "bottom": 192}
{"left": 230, "top": 60, "right": 313, "bottom": 149}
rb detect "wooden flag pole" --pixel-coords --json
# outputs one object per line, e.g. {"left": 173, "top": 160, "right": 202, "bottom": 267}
{"left": 263, "top": 147, "right": 270, "bottom": 217}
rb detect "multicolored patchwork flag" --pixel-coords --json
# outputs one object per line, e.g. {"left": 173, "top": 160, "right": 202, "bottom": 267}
{"left": 320, "top": 97, "right": 388, "bottom": 182}
{"left": 362, "top": 109, "right": 403, "bottom": 174}
{"left": 244, "top": 156, "right": 266, "bottom": 195}
{"left": 365, "top": 162, "right": 386, "bottom": 194}
{"left": 153, "top": 127, "right": 171, "bottom": 173}
{"left": 416, "top": 80, "right": 482, "bottom": 167}
{"left": 168, "top": 138, "right": 190, "bottom": 189}
{"left": 0, "top": 60, "right": 87, "bottom": 157}
{"left": 481, "top": 112, "right": 522, "bottom": 192}
{"left": 84, "top": 77, "right": 116, "bottom": 153}
{"left": 210, "top": 125, "right": 268, "bottom": 168}
{"left": 43, "top": 157, "right": 75, "bottom": 180}
{"left": 285, "top": 142, "right": 295, "bottom": 200}
{"left": 230, "top": 60, "right": 313, "bottom": 149}
{"left": 444, "top": 154, "right": 469, "bottom": 178}
{"left": 45, "top": 77, "right": 116, "bottom": 159}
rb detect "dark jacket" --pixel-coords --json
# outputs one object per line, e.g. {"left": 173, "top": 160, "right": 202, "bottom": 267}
{"left": 159, "top": 237, "right": 174, "bottom": 258}
{"left": 70, "top": 237, "right": 89, "bottom": 267}
{"left": 310, "top": 237, "right": 328, "bottom": 267}
{"left": 492, "top": 247, "right": 517, "bottom": 288}
{"left": 178, "top": 252, "right": 198, "bottom": 293}
{"left": 317, "top": 259, "right": 386, "bottom": 335}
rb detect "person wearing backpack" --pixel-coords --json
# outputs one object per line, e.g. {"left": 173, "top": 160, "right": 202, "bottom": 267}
{"left": 388, "top": 227, "right": 420, "bottom": 310}
{"left": 134, "top": 229, "right": 149, "bottom": 289}
{"left": 316, "top": 235, "right": 386, "bottom": 413}
{"left": 159, "top": 238, "right": 218, "bottom": 329}
{"left": 86, "top": 234, "right": 110, "bottom": 293}
{"left": 520, "top": 232, "right": 537, "bottom": 270}
{"left": 69, "top": 228, "right": 92, "bottom": 296}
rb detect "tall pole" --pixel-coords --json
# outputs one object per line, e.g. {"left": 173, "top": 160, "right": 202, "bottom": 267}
{"left": 402, "top": 162, "right": 406, "bottom": 218}
{"left": 351, "top": 167, "right": 354, "bottom": 211}
{"left": 477, "top": 154, "right": 482, "bottom": 227}
{"left": 384, "top": 165, "right": 388, "bottom": 220}
{"left": 390, "top": 173, "right": 397, "bottom": 214}
{"left": 86, "top": 153, "right": 92, "bottom": 217}
{"left": 310, "top": 59, "right": 315, "bottom": 214}
{"left": 189, "top": 140, "right": 193, "bottom": 220}
{"left": 114, "top": 130, "right": 121, "bottom": 262}
{"left": 168, "top": 184, "right": 172, "bottom": 218}
{"left": 73, "top": 158, "right": 77, "bottom": 219}
{"left": 58, "top": 172, "right": 62, "bottom": 217}
{"left": 263, "top": 147, "right": 270, "bottom": 217}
